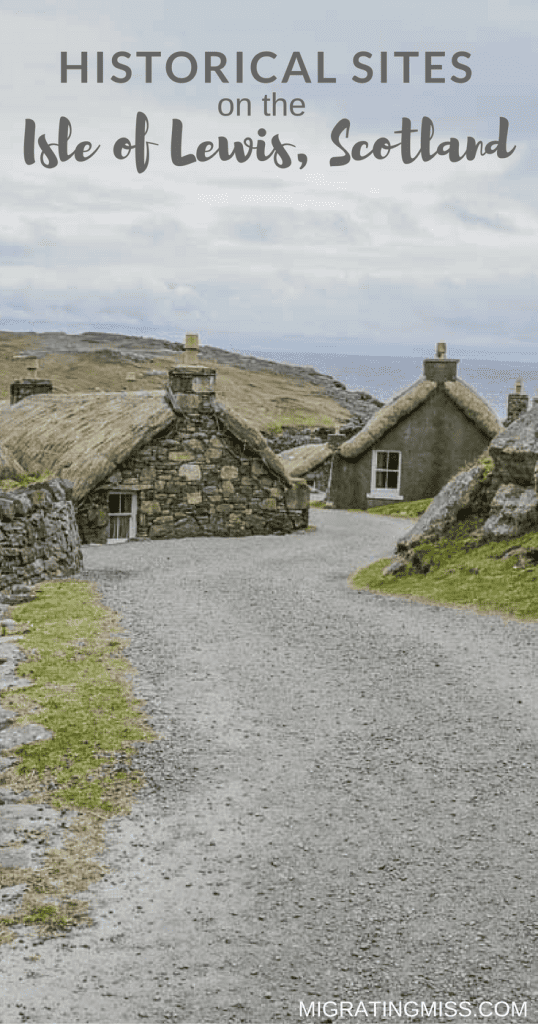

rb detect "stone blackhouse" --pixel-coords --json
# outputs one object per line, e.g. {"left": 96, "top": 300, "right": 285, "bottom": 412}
{"left": 0, "top": 365, "right": 309, "bottom": 543}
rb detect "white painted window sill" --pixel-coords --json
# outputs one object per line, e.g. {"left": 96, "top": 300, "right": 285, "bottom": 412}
{"left": 367, "top": 492, "right": 404, "bottom": 501}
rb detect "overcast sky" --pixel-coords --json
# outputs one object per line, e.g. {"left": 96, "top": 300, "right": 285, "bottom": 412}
{"left": 1, "top": 0, "right": 537, "bottom": 362}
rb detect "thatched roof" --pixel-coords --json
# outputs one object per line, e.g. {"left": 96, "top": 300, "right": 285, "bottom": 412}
{"left": 278, "top": 443, "right": 331, "bottom": 477}
{"left": 338, "top": 377, "right": 500, "bottom": 460}
{"left": 213, "top": 403, "right": 294, "bottom": 485}
{"left": 0, "top": 390, "right": 295, "bottom": 500}
{"left": 444, "top": 380, "right": 500, "bottom": 438}
{"left": 339, "top": 380, "right": 436, "bottom": 459}
{"left": 0, "top": 443, "right": 25, "bottom": 481}
{"left": 0, "top": 392, "right": 175, "bottom": 502}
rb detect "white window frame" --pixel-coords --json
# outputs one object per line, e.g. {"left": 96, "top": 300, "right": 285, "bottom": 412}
{"left": 367, "top": 449, "right": 403, "bottom": 501}
{"left": 107, "top": 491, "right": 138, "bottom": 544}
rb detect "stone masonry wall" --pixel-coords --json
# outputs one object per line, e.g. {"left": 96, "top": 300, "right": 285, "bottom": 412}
{"left": 0, "top": 479, "right": 83, "bottom": 592}
{"left": 262, "top": 421, "right": 362, "bottom": 454}
{"left": 77, "top": 408, "right": 309, "bottom": 542}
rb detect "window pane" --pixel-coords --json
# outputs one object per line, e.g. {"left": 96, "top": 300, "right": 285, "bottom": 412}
{"left": 387, "top": 471, "right": 399, "bottom": 488}
{"left": 388, "top": 452, "right": 400, "bottom": 470}
{"left": 377, "top": 452, "right": 388, "bottom": 469}
{"left": 119, "top": 494, "right": 132, "bottom": 514}
{"left": 108, "top": 494, "right": 120, "bottom": 514}
{"left": 376, "top": 471, "right": 386, "bottom": 488}
{"left": 109, "top": 515, "right": 130, "bottom": 539}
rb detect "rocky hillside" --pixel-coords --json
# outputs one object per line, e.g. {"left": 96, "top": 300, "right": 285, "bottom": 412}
{"left": 0, "top": 331, "right": 381, "bottom": 435}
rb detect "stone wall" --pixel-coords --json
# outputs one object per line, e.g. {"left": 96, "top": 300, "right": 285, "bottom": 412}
{"left": 77, "top": 407, "right": 309, "bottom": 543}
{"left": 0, "top": 479, "right": 83, "bottom": 593}
{"left": 262, "top": 420, "right": 363, "bottom": 454}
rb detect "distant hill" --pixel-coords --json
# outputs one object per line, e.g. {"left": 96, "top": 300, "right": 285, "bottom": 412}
{"left": 0, "top": 331, "right": 381, "bottom": 433}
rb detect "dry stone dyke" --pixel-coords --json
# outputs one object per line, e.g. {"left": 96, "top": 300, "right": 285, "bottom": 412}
{"left": 0, "top": 479, "right": 82, "bottom": 595}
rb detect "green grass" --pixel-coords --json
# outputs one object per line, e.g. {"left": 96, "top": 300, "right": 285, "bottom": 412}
{"left": 0, "top": 579, "right": 155, "bottom": 941}
{"left": 310, "top": 497, "right": 431, "bottom": 516}
{"left": 352, "top": 522, "right": 538, "bottom": 620}
{"left": 366, "top": 497, "right": 432, "bottom": 519}
{"left": 0, "top": 473, "right": 52, "bottom": 491}
{"left": 6, "top": 579, "right": 153, "bottom": 812}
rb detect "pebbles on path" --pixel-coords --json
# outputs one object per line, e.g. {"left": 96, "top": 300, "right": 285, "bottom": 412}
{"left": 1, "top": 509, "right": 537, "bottom": 1024}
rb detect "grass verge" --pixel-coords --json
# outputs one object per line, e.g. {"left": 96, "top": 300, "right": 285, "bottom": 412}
{"left": 310, "top": 498, "right": 431, "bottom": 517}
{"left": 0, "top": 579, "right": 155, "bottom": 942}
{"left": 351, "top": 522, "right": 538, "bottom": 620}
{"left": 365, "top": 497, "right": 432, "bottom": 519}
{"left": 0, "top": 473, "right": 52, "bottom": 491}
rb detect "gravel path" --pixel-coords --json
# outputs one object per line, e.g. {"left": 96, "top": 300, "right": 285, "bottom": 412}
{"left": 2, "top": 509, "right": 538, "bottom": 1024}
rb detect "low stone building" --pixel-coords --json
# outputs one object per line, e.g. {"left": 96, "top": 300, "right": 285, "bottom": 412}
{"left": 0, "top": 365, "right": 309, "bottom": 543}
{"left": 328, "top": 345, "right": 500, "bottom": 509}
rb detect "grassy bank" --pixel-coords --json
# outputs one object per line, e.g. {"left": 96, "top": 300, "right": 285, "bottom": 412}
{"left": 352, "top": 523, "right": 538, "bottom": 620}
{"left": 0, "top": 579, "right": 154, "bottom": 941}
{"left": 311, "top": 498, "right": 431, "bottom": 517}
{"left": 366, "top": 497, "right": 431, "bottom": 519}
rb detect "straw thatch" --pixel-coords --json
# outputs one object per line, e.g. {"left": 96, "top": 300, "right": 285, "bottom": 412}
{"left": 214, "top": 404, "right": 294, "bottom": 485}
{"left": 0, "top": 392, "right": 175, "bottom": 501}
{"left": 278, "top": 443, "right": 331, "bottom": 477}
{"left": 338, "top": 376, "right": 500, "bottom": 460}
{"left": 444, "top": 379, "right": 500, "bottom": 438}
{"left": 339, "top": 380, "right": 437, "bottom": 459}
{"left": 0, "top": 443, "right": 25, "bottom": 481}
{"left": 0, "top": 390, "right": 296, "bottom": 500}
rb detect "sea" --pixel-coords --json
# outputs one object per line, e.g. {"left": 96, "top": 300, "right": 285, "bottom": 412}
{"left": 233, "top": 350, "right": 538, "bottom": 423}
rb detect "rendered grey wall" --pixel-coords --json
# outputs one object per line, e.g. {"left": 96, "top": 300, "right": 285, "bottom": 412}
{"left": 329, "top": 390, "right": 491, "bottom": 509}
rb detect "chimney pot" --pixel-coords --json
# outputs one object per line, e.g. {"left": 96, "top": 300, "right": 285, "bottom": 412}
{"left": 436, "top": 341, "right": 446, "bottom": 359}
{"left": 182, "top": 333, "right": 200, "bottom": 365}
{"left": 327, "top": 431, "right": 342, "bottom": 451}
{"left": 505, "top": 380, "right": 529, "bottom": 425}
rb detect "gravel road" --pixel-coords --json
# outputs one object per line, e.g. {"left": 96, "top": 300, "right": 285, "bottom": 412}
{"left": 2, "top": 509, "right": 538, "bottom": 1024}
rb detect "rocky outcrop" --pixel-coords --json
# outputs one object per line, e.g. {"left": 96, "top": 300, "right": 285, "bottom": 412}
{"left": 0, "top": 479, "right": 82, "bottom": 594}
{"left": 395, "top": 463, "right": 490, "bottom": 552}
{"left": 482, "top": 484, "right": 538, "bottom": 540}
{"left": 489, "top": 402, "right": 538, "bottom": 487}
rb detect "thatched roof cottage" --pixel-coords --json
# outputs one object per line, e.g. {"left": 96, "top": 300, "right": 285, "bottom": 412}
{"left": 0, "top": 365, "right": 309, "bottom": 542}
{"left": 328, "top": 345, "right": 501, "bottom": 509}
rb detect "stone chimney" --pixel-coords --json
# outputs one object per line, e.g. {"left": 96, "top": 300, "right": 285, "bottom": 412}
{"left": 504, "top": 378, "right": 529, "bottom": 425}
{"left": 168, "top": 365, "right": 216, "bottom": 414}
{"left": 326, "top": 430, "right": 342, "bottom": 451}
{"left": 423, "top": 342, "right": 459, "bottom": 383}
{"left": 10, "top": 362, "right": 53, "bottom": 404}
{"left": 182, "top": 333, "right": 200, "bottom": 365}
